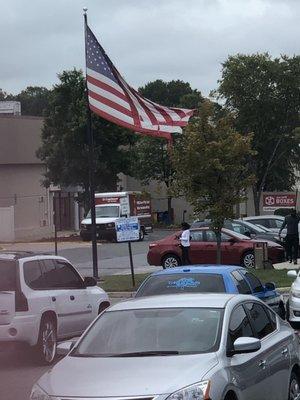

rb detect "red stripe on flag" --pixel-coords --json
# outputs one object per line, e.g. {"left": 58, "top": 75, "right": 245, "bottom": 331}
{"left": 87, "top": 75, "right": 128, "bottom": 103}
{"left": 88, "top": 90, "right": 132, "bottom": 118}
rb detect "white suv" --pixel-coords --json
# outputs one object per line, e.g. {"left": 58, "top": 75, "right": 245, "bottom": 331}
{"left": 0, "top": 252, "right": 110, "bottom": 364}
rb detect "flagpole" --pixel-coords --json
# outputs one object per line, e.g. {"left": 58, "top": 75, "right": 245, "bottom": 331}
{"left": 83, "top": 7, "right": 99, "bottom": 280}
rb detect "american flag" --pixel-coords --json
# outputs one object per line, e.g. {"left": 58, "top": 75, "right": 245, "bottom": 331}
{"left": 85, "top": 25, "right": 195, "bottom": 140}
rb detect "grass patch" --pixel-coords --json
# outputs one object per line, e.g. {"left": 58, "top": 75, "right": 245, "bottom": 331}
{"left": 99, "top": 268, "right": 298, "bottom": 292}
{"left": 99, "top": 273, "right": 150, "bottom": 292}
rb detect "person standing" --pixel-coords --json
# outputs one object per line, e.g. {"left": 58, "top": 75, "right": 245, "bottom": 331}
{"left": 179, "top": 222, "right": 191, "bottom": 265}
{"left": 279, "top": 209, "right": 300, "bottom": 265}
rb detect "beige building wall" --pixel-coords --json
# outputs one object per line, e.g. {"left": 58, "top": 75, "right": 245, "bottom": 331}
{"left": 0, "top": 116, "right": 53, "bottom": 240}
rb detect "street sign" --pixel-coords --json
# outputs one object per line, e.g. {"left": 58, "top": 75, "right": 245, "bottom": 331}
{"left": 115, "top": 217, "right": 140, "bottom": 242}
{"left": 262, "top": 193, "right": 297, "bottom": 211}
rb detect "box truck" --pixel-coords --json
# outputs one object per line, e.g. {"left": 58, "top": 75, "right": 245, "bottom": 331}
{"left": 80, "top": 191, "right": 153, "bottom": 241}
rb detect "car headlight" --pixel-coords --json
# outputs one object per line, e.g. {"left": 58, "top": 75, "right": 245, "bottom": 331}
{"left": 167, "top": 381, "right": 210, "bottom": 400}
{"left": 30, "top": 385, "right": 55, "bottom": 400}
{"left": 292, "top": 290, "right": 300, "bottom": 299}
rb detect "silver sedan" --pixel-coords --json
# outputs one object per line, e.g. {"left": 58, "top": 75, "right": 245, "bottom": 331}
{"left": 31, "top": 293, "right": 300, "bottom": 400}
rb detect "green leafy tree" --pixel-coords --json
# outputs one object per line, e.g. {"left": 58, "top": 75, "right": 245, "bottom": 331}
{"left": 130, "top": 80, "right": 203, "bottom": 223}
{"left": 37, "top": 69, "right": 133, "bottom": 209}
{"left": 172, "top": 101, "right": 255, "bottom": 264}
{"left": 216, "top": 53, "right": 300, "bottom": 214}
{"left": 15, "top": 86, "right": 51, "bottom": 116}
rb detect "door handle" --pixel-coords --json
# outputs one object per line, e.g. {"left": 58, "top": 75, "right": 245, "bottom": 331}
{"left": 51, "top": 297, "right": 56, "bottom": 302}
{"left": 258, "top": 360, "right": 267, "bottom": 368}
{"left": 281, "top": 348, "right": 288, "bottom": 355}
{"left": 70, "top": 295, "right": 75, "bottom": 301}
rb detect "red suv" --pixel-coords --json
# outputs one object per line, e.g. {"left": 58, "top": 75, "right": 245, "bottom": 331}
{"left": 147, "top": 228, "right": 284, "bottom": 269}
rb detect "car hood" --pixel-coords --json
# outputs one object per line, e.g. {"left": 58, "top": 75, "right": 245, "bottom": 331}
{"left": 38, "top": 353, "right": 218, "bottom": 397}
{"left": 81, "top": 217, "right": 117, "bottom": 225}
{"left": 251, "top": 238, "right": 282, "bottom": 248}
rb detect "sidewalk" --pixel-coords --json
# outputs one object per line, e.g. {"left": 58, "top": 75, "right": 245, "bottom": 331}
{"left": 273, "top": 259, "right": 300, "bottom": 270}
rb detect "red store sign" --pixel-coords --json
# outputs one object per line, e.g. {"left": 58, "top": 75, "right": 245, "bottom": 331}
{"left": 263, "top": 193, "right": 297, "bottom": 209}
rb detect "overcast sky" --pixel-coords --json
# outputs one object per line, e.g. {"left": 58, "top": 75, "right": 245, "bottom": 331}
{"left": 1, "top": 0, "right": 300, "bottom": 97}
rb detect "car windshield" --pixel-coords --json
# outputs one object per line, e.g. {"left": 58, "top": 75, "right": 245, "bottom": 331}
{"left": 87, "top": 205, "right": 119, "bottom": 218}
{"left": 73, "top": 307, "right": 223, "bottom": 357}
{"left": 0, "top": 259, "right": 16, "bottom": 291}
{"left": 222, "top": 229, "right": 251, "bottom": 240}
{"left": 136, "top": 273, "right": 226, "bottom": 297}
{"left": 239, "top": 220, "right": 269, "bottom": 233}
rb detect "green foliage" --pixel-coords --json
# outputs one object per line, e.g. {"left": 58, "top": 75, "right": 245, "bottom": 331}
{"left": 37, "top": 69, "right": 133, "bottom": 206}
{"left": 14, "top": 86, "right": 51, "bottom": 116}
{"left": 216, "top": 53, "right": 300, "bottom": 213}
{"left": 172, "top": 101, "right": 255, "bottom": 262}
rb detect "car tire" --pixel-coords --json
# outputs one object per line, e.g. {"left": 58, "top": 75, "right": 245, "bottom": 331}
{"left": 289, "top": 371, "right": 300, "bottom": 400}
{"left": 35, "top": 316, "right": 57, "bottom": 365}
{"left": 241, "top": 250, "right": 255, "bottom": 269}
{"left": 278, "top": 302, "right": 286, "bottom": 320}
{"left": 138, "top": 228, "right": 145, "bottom": 242}
{"left": 162, "top": 254, "right": 181, "bottom": 269}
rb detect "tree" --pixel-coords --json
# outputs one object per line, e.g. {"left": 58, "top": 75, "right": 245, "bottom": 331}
{"left": 172, "top": 101, "right": 254, "bottom": 264}
{"left": 37, "top": 69, "right": 133, "bottom": 209}
{"left": 15, "top": 86, "right": 51, "bottom": 116}
{"left": 216, "top": 53, "right": 300, "bottom": 214}
{"left": 130, "top": 80, "right": 203, "bottom": 224}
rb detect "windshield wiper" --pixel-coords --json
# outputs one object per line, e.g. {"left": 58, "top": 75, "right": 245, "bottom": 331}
{"left": 111, "top": 350, "right": 179, "bottom": 357}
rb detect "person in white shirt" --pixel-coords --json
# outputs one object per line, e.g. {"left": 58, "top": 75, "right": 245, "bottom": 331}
{"left": 179, "top": 222, "right": 191, "bottom": 265}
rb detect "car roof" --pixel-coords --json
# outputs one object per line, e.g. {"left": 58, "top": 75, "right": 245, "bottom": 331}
{"left": 244, "top": 215, "right": 284, "bottom": 220}
{"left": 0, "top": 251, "right": 62, "bottom": 261}
{"left": 109, "top": 293, "right": 239, "bottom": 311}
{"left": 149, "top": 265, "right": 244, "bottom": 276}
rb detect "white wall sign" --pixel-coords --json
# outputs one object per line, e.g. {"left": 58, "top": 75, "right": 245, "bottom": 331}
{"left": 115, "top": 217, "right": 140, "bottom": 242}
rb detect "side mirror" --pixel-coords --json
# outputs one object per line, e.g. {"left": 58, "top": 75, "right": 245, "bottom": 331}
{"left": 228, "top": 237, "right": 237, "bottom": 244}
{"left": 84, "top": 276, "right": 97, "bottom": 287}
{"left": 233, "top": 337, "right": 261, "bottom": 354}
{"left": 287, "top": 270, "right": 298, "bottom": 279}
{"left": 57, "top": 339, "right": 77, "bottom": 356}
{"left": 264, "top": 282, "right": 276, "bottom": 291}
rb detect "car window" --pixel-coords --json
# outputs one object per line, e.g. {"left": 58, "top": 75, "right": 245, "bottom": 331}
{"left": 228, "top": 305, "right": 254, "bottom": 348}
{"left": 0, "top": 260, "right": 16, "bottom": 291}
{"left": 231, "top": 271, "right": 252, "bottom": 294}
{"left": 251, "top": 219, "right": 270, "bottom": 228}
{"left": 245, "top": 302, "right": 275, "bottom": 339}
{"left": 136, "top": 273, "right": 226, "bottom": 297}
{"left": 232, "top": 223, "right": 249, "bottom": 235}
{"left": 24, "top": 260, "right": 45, "bottom": 289}
{"left": 271, "top": 219, "right": 284, "bottom": 229}
{"left": 41, "top": 259, "right": 84, "bottom": 289}
{"left": 266, "top": 308, "right": 277, "bottom": 330}
{"left": 205, "top": 230, "right": 231, "bottom": 242}
{"left": 190, "top": 231, "right": 204, "bottom": 242}
{"left": 242, "top": 271, "right": 264, "bottom": 293}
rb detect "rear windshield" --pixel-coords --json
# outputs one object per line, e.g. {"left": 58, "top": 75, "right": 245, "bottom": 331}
{"left": 136, "top": 273, "right": 226, "bottom": 297}
{"left": 0, "top": 260, "right": 16, "bottom": 291}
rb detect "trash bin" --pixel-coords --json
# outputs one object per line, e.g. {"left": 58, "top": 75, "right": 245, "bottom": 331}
{"left": 254, "top": 242, "right": 269, "bottom": 269}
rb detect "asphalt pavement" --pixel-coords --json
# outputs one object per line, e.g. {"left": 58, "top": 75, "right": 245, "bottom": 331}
{"left": 0, "top": 229, "right": 175, "bottom": 277}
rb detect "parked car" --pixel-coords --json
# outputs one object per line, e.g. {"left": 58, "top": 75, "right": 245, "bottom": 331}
{"left": 136, "top": 265, "right": 285, "bottom": 318}
{"left": 243, "top": 215, "right": 286, "bottom": 233}
{"left": 192, "top": 218, "right": 281, "bottom": 244}
{"left": 31, "top": 293, "right": 300, "bottom": 400}
{"left": 286, "top": 269, "right": 300, "bottom": 327}
{"left": 147, "top": 227, "right": 284, "bottom": 269}
{"left": 0, "top": 251, "right": 110, "bottom": 364}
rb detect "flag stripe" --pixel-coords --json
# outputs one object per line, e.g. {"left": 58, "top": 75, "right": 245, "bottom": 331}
{"left": 85, "top": 24, "right": 195, "bottom": 139}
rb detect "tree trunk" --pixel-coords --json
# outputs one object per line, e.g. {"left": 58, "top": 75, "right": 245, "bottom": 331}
{"left": 216, "top": 230, "right": 222, "bottom": 265}
{"left": 252, "top": 184, "right": 260, "bottom": 216}
{"left": 167, "top": 196, "right": 173, "bottom": 225}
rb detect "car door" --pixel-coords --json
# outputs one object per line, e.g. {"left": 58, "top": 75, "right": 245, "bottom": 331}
{"left": 227, "top": 305, "right": 268, "bottom": 400}
{"left": 52, "top": 259, "right": 92, "bottom": 335}
{"left": 244, "top": 301, "right": 290, "bottom": 400}
{"left": 189, "top": 230, "right": 207, "bottom": 263}
{"left": 204, "top": 230, "right": 240, "bottom": 264}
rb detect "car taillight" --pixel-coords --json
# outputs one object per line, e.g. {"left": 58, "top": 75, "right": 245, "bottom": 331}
{"left": 15, "top": 291, "right": 29, "bottom": 312}
{"left": 149, "top": 243, "right": 158, "bottom": 249}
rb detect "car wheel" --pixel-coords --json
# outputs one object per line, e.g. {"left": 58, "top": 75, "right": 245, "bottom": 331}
{"left": 278, "top": 302, "right": 286, "bottom": 320}
{"left": 242, "top": 250, "right": 255, "bottom": 268}
{"left": 35, "top": 316, "right": 57, "bottom": 365}
{"left": 289, "top": 372, "right": 300, "bottom": 400}
{"left": 162, "top": 254, "right": 181, "bottom": 269}
{"left": 138, "top": 228, "right": 145, "bottom": 241}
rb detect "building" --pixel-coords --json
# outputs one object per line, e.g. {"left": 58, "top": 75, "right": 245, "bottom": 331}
{"left": 0, "top": 115, "right": 80, "bottom": 241}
